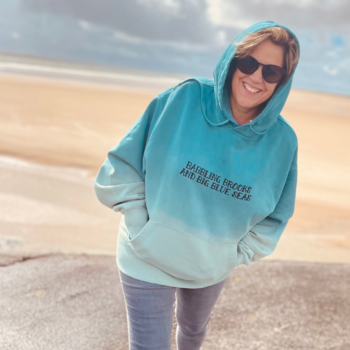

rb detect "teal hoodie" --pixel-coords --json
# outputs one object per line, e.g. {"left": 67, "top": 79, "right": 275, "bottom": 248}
{"left": 94, "top": 21, "right": 300, "bottom": 288}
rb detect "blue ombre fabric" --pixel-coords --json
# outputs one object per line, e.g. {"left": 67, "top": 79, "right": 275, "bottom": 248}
{"left": 94, "top": 21, "right": 300, "bottom": 288}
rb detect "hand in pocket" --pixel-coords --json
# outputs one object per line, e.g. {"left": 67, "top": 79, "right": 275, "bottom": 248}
{"left": 121, "top": 203, "right": 149, "bottom": 241}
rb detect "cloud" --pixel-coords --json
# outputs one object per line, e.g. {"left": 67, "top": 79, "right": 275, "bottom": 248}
{"left": 206, "top": 0, "right": 350, "bottom": 32}
{"left": 11, "top": 32, "right": 21, "bottom": 39}
{"left": 78, "top": 20, "right": 91, "bottom": 31}
{"left": 19, "top": 0, "right": 221, "bottom": 45}
{"left": 323, "top": 64, "right": 338, "bottom": 76}
{"left": 19, "top": 0, "right": 350, "bottom": 52}
{"left": 3, "top": 0, "right": 350, "bottom": 95}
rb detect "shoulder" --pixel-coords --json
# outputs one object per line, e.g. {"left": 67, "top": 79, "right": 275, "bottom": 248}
{"left": 171, "top": 77, "right": 214, "bottom": 90}
{"left": 165, "top": 77, "right": 214, "bottom": 98}
{"left": 276, "top": 115, "right": 298, "bottom": 146}
{"left": 158, "top": 78, "right": 214, "bottom": 108}
{"left": 149, "top": 78, "right": 209, "bottom": 118}
{"left": 273, "top": 116, "right": 298, "bottom": 171}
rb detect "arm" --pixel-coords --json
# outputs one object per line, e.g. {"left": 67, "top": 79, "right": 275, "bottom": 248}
{"left": 94, "top": 92, "right": 169, "bottom": 238}
{"left": 236, "top": 146, "right": 298, "bottom": 266}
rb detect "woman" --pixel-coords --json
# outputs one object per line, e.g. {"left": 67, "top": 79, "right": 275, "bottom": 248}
{"left": 94, "top": 21, "right": 300, "bottom": 350}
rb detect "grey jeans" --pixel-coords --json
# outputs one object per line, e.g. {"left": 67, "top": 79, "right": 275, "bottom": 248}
{"left": 119, "top": 270, "right": 227, "bottom": 350}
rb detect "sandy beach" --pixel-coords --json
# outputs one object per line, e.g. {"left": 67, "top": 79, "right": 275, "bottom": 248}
{"left": 1, "top": 73, "right": 349, "bottom": 263}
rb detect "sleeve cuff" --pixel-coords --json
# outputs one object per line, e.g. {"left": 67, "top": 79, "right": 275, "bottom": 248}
{"left": 236, "top": 239, "right": 255, "bottom": 266}
{"left": 113, "top": 199, "right": 146, "bottom": 213}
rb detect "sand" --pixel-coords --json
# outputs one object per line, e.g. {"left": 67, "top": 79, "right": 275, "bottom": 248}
{"left": 0, "top": 73, "right": 349, "bottom": 263}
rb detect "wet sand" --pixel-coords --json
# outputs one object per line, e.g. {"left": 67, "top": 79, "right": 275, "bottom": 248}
{"left": 1, "top": 73, "right": 349, "bottom": 262}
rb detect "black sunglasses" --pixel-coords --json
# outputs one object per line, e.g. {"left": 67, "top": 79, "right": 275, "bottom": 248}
{"left": 236, "top": 55, "right": 287, "bottom": 84}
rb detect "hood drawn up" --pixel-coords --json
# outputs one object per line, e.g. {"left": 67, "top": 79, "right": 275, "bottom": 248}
{"left": 210, "top": 20, "right": 300, "bottom": 138}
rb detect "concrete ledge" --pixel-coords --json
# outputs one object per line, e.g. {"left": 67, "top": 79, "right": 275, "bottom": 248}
{"left": 1, "top": 254, "right": 349, "bottom": 350}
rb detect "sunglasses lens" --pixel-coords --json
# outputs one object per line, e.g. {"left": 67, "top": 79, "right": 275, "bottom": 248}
{"left": 236, "top": 56, "right": 258, "bottom": 75}
{"left": 236, "top": 56, "right": 285, "bottom": 84}
{"left": 263, "top": 66, "right": 284, "bottom": 83}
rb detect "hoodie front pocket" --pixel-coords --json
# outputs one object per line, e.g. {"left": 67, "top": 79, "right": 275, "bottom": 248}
{"left": 130, "top": 220, "right": 237, "bottom": 282}
{"left": 119, "top": 202, "right": 150, "bottom": 241}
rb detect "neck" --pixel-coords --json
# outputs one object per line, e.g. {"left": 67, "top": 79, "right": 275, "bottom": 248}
{"left": 229, "top": 93, "right": 263, "bottom": 125}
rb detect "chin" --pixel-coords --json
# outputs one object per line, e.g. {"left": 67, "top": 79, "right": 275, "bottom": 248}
{"left": 238, "top": 98, "right": 260, "bottom": 110}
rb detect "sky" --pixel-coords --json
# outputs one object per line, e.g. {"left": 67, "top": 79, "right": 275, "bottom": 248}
{"left": 0, "top": 0, "right": 349, "bottom": 95}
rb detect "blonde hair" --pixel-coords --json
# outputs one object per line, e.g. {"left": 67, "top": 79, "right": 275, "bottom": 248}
{"left": 233, "top": 26, "right": 299, "bottom": 85}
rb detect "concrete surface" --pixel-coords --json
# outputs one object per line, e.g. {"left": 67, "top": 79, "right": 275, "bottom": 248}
{"left": 0, "top": 254, "right": 349, "bottom": 350}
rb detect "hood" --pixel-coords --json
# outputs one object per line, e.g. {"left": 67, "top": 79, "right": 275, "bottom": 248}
{"left": 211, "top": 20, "right": 300, "bottom": 139}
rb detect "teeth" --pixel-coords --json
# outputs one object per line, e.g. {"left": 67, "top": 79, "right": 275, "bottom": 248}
{"left": 244, "top": 83, "right": 260, "bottom": 93}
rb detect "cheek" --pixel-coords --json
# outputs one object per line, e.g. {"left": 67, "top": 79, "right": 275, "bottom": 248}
{"left": 232, "top": 70, "right": 244, "bottom": 86}
{"left": 264, "top": 85, "right": 277, "bottom": 100}
{"left": 231, "top": 74, "right": 238, "bottom": 89}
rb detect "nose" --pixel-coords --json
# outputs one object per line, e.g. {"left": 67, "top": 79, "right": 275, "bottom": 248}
{"left": 250, "top": 65, "right": 264, "bottom": 83}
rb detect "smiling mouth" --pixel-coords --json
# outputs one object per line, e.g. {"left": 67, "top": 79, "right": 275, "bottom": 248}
{"left": 243, "top": 82, "right": 261, "bottom": 93}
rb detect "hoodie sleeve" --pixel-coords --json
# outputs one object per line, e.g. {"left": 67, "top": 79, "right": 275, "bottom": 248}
{"left": 94, "top": 90, "right": 170, "bottom": 234}
{"left": 236, "top": 146, "right": 298, "bottom": 266}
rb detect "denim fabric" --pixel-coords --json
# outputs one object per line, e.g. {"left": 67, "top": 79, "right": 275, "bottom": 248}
{"left": 119, "top": 270, "right": 227, "bottom": 350}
